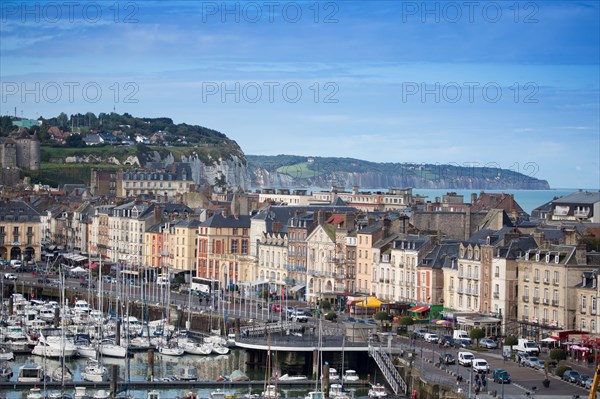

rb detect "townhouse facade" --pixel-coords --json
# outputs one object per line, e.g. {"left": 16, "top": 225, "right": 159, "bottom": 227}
{"left": 517, "top": 245, "right": 596, "bottom": 339}
{"left": 574, "top": 269, "right": 600, "bottom": 334}
{"left": 305, "top": 224, "right": 339, "bottom": 303}
{"left": 392, "top": 235, "right": 432, "bottom": 303}
{"left": 197, "top": 211, "right": 251, "bottom": 289}
{"left": 0, "top": 200, "right": 42, "bottom": 262}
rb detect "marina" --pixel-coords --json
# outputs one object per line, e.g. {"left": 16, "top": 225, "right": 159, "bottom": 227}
{"left": 0, "top": 279, "right": 385, "bottom": 399}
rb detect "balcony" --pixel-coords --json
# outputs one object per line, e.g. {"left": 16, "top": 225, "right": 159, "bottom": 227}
{"left": 543, "top": 278, "right": 550, "bottom": 285}
{"left": 543, "top": 298, "right": 549, "bottom": 305}
{"left": 575, "top": 209, "right": 590, "bottom": 217}
{"left": 493, "top": 292, "right": 499, "bottom": 299}
{"left": 533, "top": 297, "right": 540, "bottom": 304}
{"left": 541, "top": 318, "right": 548, "bottom": 325}
{"left": 494, "top": 273, "right": 500, "bottom": 278}
{"left": 524, "top": 276, "right": 530, "bottom": 282}
{"left": 553, "top": 279, "right": 559, "bottom": 286}
{"left": 581, "top": 307, "right": 587, "bottom": 314}
{"left": 522, "top": 295, "right": 529, "bottom": 302}
{"left": 534, "top": 277, "right": 540, "bottom": 283}
{"left": 522, "top": 315, "right": 529, "bottom": 322}
{"left": 591, "top": 307, "right": 597, "bottom": 315}
{"left": 552, "top": 299, "right": 559, "bottom": 307}
{"left": 457, "top": 287, "right": 463, "bottom": 294}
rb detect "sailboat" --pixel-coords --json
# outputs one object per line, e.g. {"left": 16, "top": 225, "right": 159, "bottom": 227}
{"left": 305, "top": 318, "right": 325, "bottom": 399}
{"left": 261, "top": 334, "right": 280, "bottom": 399}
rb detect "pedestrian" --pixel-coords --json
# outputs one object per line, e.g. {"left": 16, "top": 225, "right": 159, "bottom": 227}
{"left": 482, "top": 376, "right": 487, "bottom": 390}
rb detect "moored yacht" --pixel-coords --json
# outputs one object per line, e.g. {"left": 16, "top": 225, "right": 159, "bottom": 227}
{"left": 81, "top": 359, "right": 108, "bottom": 382}
{"left": 31, "top": 329, "right": 77, "bottom": 358}
{"left": 342, "top": 370, "right": 359, "bottom": 383}
{"left": 18, "top": 360, "right": 44, "bottom": 382}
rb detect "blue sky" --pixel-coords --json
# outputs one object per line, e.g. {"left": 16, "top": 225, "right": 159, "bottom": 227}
{"left": 1, "top": 0, "right": 599, "bottom": 189}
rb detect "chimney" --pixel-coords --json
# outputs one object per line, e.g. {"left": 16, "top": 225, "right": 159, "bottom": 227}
{"left": 575, "top": 243, "right": 587, "bottom": 265}
{"left": 221, "top": 208, "right": 229, "bottom": 218}
{"left": 471, "top": 193, "right": 477, "bottom": 205}
{"left": 273, "top": 221, "right": 281, "bottom": 233}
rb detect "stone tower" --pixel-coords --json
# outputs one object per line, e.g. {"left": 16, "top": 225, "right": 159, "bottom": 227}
{"left": 0, "top": 138, "right": 17, "bottom": 168}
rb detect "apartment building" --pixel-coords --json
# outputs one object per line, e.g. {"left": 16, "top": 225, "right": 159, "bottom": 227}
{"left": 257, "top": 188, "right": 311, "bottom": 206}
{"left": 391, "top": 235, "right": 432, "bottom": 302}
{"left": 89, "top": 205, "right": 114, "bottom": 259}
{"left": 0, "top": 199, "right": 42, "bottom": 262}
{"left": 310, "top": 186, "right": 414, "bottom": 211}
{"left": 574, "top": 268, "right": 600, "bottom": 334}
{"left": 286, "top": 211, "right": 316, "bottom": 289}
{"left": 257, "top": 231, "right": 288, "bottom": 290}
{"left": 517, "top": 245, "right": 596, "bottom": 339}
{"left": 550, "top": 191, "right": 600, "bottom": 223}
{"left": 117, "top": 163, "right": 195, "bottom": 200}
{"left": 418, "top": 241, "right": 458, "bottom": 305}
{"left": 168, "top": 219, "right": 201, "bottom": 273}
{"left": 197, "top": 211, "right": 251, "bottom": 289}
{"left": 305, "top": 223, "right": 339, "bottom": 303}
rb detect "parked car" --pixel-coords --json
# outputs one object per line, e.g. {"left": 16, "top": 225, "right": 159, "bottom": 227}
{"left": 424, "top": 333, "right": 440, "bottom": 343}
{"left": 562, "top": 370, "right": 581, "bottom": 383}
{"left": 479, "top": 338, "right": 497, "bottom": 349}
{"left": 524, "top": 356, "right": 540, "bottom": 368}
{"left": 492, "top": 369, "right": 511, "bottom": 384}
{"left": 365, "top": 319, "right": 377, "bottom": 326}
{"left": 439, "top": 353, "right": 455, "bottom": 365}
{"left": 345, "top": 316, "right": 357, "bottom": 323}
{"left": 413, "top": 329, "right": 428, "bottom": 339}
{"left": 453, "top": 338, "right": 471, "bottom": 349}
{"left": 439, "top": 335, "right": 454, "bottom": 347}
{"left": 586, "top": 377, "right": 594, "bottom": 389}
{"left": 3, "top": 273, "right": 17, "bottom": 280}
{"left": 531, "top": 358, "right": 545, "bottom": 370}
{"left": 37, "top": 277, "right": 51, "bottom": 284}
{"left": 472, "top": 358, "right": 490, "bottom": 374}
{"left": 578, "top": 374, "right": 592, "bottom": 387}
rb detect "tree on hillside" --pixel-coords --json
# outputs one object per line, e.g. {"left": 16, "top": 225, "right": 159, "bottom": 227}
{"left": 65, "top": 134, "right": 86, "bottom": 148}
{"left": 0, "top": 116, "right": 14, "bottom": 135}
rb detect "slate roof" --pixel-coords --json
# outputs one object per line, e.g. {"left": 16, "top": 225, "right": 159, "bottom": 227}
{"left": 200, "top": 212, "right": 251, "bottom": 228}
{"left": 0, "top": 199, "right": 41, "bottom": 222}
{"left": 421, "top": 240, "right": 460, "bottom": 269}
{"left": 553, "top": 191, "right": 600, "bottom": 205}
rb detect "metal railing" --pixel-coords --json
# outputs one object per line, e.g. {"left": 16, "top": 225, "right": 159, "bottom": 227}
{"left": 368, "top": 343, "right": 407, "bottom": 395}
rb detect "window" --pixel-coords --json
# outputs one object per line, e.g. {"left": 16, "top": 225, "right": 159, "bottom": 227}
{"left": 495, "top": 266, "right": 500, "bottom": 277}
{"left": 582, "top": 296, "right": 587, "bottom": 310}
{"left": 593, "top": 297, "right": 597, "bottom": 312}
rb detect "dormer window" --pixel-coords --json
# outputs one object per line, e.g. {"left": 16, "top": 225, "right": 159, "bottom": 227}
{"left": 535, "top": 253, "right": 540, "bottom": 262}
{"left": 525, "top": 251, "right": 529, "bottom": 260}
{"left": 545, "top": 254, "right": 550, "bottom": 263}
{"left": 555, "top": 254, "right": 560, "bottom": 264}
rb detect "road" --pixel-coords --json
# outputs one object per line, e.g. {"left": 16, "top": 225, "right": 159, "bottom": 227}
{"left": 393, "top": 335, "right": 592, "bottom": 398}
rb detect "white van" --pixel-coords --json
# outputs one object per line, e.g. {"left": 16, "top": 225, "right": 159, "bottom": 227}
{"left": 10, "top": 259, "right": 22, "bottom": 268}
{"left": 424, "top": 333, "right": 439, "bottom": 343}
{"left": 472, "top": 358, "right": 490, "bottom": 373}
{"left": 458, "top": 351, "right": 475, "bottom": 366}
{"left": 453, "top": 330, "right": 472, "bottom": 344}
